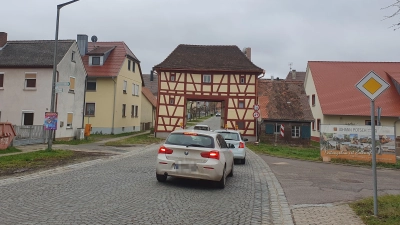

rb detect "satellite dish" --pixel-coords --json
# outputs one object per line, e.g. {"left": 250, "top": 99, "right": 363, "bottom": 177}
{"left": 91, "top": 35, "right": 98, "bottom": 42}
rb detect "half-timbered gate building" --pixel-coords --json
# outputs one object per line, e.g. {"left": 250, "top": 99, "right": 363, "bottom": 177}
{"left": 153, "top": 44, "right": 264, "bottom": 141}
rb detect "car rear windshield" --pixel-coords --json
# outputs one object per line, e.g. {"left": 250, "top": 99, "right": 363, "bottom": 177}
{"left": 194, "top": 126, "right": 209, "bottom": 131}
{"left": 217, "top": 132, "right": 240, "bottom": 141}
{"left": 165, "top": 133, "right": 214, "bottom": 148}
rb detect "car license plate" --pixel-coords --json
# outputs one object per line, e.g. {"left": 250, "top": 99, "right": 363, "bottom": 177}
{"left": 174, "top": 164, "right": 197, "bottom": 171}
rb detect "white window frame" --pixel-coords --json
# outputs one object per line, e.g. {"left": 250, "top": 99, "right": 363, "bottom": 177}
{"left": 274, "top": 124, "right": 282, "bottom": 134}
{"left": 87, "top": 79, "right": 97, "bottom": 91}
{"left": 132, "top": 83, "right": 135, "bottom": 95}
{"left": 67, "top": 112, "right": 73, "bottom": 129}
{"left": 135, "top": 84, "right": 139, "bottom": 96}
{"left": 123, "top": 80, "right": 127, "bottom": 93}
{"left": 131, "top": 105, "right": 135, "bottom": 117}
{"left": 24, "top": 72, "right": 37, "bottom": 89}
{"left": 92, "top": 56, "right": 100, "bottom": 65}
{"left": 203, "top": 74, "right": 211, "bottom": 83}
{"left": 22, "top": 110, "right": 34, "bottom": 126}
{"left": 292, "top": 126, "right": 300, "bottom": 138}
{"left": 85, "top": 103, "right": 96, "bottom": 116}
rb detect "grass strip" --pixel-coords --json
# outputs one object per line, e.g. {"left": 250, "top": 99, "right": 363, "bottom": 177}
{"left": 247, "top": 142, "right": 321, "bottom": 161}
{"left": 0, "top": 147, "right": 22, "bottom": 155}
{"left": 350, "top": 194, "right": 400, "bottom": 225}
{"left": 104, "top": 133, "right": 164, "bottom": 146}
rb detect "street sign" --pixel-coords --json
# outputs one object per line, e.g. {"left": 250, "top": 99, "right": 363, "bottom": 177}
{"left": 253, "top": 111, "right": 260, "bottom": 118}
{"left": 56, "top": 82, "right": 70, "bottom": 87}
{"left": 253, "top": 104, "right": 260, "bottom": 111}
{"left": 55, "top": 88, "right": 63, "bottom": 93}
{"left": 354, "top": 70, "right": 390, "bottom": 217}
{"left": 355, "top": 71, "right": 390, "bottom": 101}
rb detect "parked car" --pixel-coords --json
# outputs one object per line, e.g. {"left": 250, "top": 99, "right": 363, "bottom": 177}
{"left": 193, "top": 124, "right": 211, "bottom": 131}
{"left": 156, "top": 129, "right": 234, "bottom": 188}
{"left": 214, "top": 129, "right": 248, "bottom": 164}
{"left": 215, "top": 112, "right": 221, "bottom": 117}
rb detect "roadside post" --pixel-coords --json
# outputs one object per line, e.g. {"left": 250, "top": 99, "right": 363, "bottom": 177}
{"left": 253, "top": 104, "right": 260, "bottom": 142}
{"left": 355, "top": 70, "right": 390, "bottom": 216}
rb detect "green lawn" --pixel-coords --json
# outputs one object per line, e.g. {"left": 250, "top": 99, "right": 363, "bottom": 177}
{"left": 0, "top": 150, "right": 74, "bottom": 170}
{"left": 248, "top": 142, "right": 400, "bottom": 169}
{"left": 53, "top": 131, "right": 145, "bottom": 145}
{"left": 247, "top": 142, "right": 322, "bottom": 161}
{"left": 350, "top": 195, "right": 400, "bottom": 225}
{"left": 0, "top": 147, "right": 22, "bottom": 155}
{"left": 104, "top": 133, "right": 164, "bottom": 146}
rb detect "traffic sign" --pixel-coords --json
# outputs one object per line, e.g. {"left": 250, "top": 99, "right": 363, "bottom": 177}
{"left": 56, "top": 82, "right": 70, "bottom": 87}
{"left": 55, "top": 88, "right": 63, "bottom": 93}
{"left": 253, "top": 104, "right": 260, "bottom": 111}
{"left": 355, "top": 71, "right": 390, "bottom": 101}
{"left": 253, "top": 111, "right": 260, "bottom": 118}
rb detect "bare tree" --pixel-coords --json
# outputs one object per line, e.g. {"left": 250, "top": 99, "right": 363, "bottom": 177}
{"left": 382, "top": 0, "right": 400, "bottom": 30}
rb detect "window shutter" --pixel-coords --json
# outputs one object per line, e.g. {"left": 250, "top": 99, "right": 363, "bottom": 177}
{"left": 67, "top": 113, "right": 73, "bottom": 124}
{"left": 265, "top": 124, "right": 274, "bottom": 134}
{"left": 300, "top": 126, "right": 311, "bottom": 138}
{"left": 70, "top": 77, "right": 75, "bottom": 90}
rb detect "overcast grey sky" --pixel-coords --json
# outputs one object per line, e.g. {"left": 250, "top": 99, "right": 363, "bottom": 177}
{"left": 3, "top": 0, "right": 400, "bottom": 78}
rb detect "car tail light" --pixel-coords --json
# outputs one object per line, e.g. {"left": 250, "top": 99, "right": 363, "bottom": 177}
{"left": 239, "top": 142, "right": 245, "bottom": 148}
{"left": 158, "top": 146, "right": 173, "bottom": 154}
{"left": 200, "top": 150, "right": 220, "bottom": 160}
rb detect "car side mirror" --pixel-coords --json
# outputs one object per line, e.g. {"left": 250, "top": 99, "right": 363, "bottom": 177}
{"left": 243, "top": 138, "right": 248, "bottom": 141}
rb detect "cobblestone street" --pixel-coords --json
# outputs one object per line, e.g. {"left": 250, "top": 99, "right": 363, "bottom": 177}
{"left": 0, "top": 143, "right": 291, "bottom": 225}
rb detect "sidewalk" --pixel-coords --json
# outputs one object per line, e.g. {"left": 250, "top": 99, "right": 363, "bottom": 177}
{"left": 0, "top": 131, "right": 151, "bottom": 157}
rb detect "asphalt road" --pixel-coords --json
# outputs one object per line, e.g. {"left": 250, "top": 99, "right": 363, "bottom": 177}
{"left": 259, "top": 155, "right": 400, "bottom": 206}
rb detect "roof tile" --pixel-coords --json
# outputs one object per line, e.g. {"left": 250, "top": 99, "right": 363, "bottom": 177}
{"left": 308, "top": 61, "right": 400, "bottom": 117}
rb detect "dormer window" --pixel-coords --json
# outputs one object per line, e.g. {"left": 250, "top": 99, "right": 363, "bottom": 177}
{"left": 92, "top": 57, "right": 100, "bottom": 65}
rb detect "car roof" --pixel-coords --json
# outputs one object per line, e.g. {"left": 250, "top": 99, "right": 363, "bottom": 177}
{"left": 171, "top": 129, "right": 217, "bottom": 137}
{"left": 194, "top": 124, "right": 209, "bottom": 127}
{"left": 214, "top": 129, "right": 240, "bottom": 134}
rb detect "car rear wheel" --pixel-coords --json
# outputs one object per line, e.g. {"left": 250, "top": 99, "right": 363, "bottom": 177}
{"left": 216, "top": 167, "right": 226, "bottom": 189}
{"left": 228, "top": 163, "right": 233, "bottom": 177}
{"left": 156, "top": 173, "right": 167, "bottom": 182}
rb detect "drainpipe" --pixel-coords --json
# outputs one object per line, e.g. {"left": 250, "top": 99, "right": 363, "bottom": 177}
{"left": 111, "top": 77, "right": 117, "bottom": 134}
{"left": 81, "top": 75, "right": 87, "bottom": 128}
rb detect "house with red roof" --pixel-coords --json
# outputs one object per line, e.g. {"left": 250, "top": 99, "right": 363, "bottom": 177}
{"left": 141, "top": 86, "right": 157, "bottom": 130}
{"left": 77, "top": 34, "right": 144, "bottom": 134}
{"left": 304, "top": 61, "right": 400, "bottom": 149}
{"left": 258, "top": 79, "right": 314, "bottom": 145}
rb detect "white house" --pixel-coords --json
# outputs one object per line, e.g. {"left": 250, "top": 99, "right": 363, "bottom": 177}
{"left": 304, "top": 61, "right": 400, "bottom": 154}
{"left": 0, "top": 32, "right": 87, "bottom": 141}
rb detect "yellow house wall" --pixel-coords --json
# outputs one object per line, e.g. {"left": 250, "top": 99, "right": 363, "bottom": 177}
{"left": 85, "top": 58, "right": 142, "bottom": 134}
{"left": 304, "top": 67, "right": 323, "bottom": 138}
{"left": 114, "top": 59, "right": 142, "bottom": 129}
{"left": 84, "top": 78, "right": 115, "bottom": 128}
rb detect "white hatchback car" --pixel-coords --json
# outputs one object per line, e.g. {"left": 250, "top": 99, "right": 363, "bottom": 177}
{"left": 156, "top": 129, "right": 234, "bottom": 188}
{"left": 214, "top": 129, "right": 248, "bottom": 164}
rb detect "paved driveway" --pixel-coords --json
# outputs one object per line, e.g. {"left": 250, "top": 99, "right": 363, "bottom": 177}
{"left": 0, "top": 143, "right": 292, "bottom": 224}
{"left": 260, "top": 155, "right": 400, "bottom": 225}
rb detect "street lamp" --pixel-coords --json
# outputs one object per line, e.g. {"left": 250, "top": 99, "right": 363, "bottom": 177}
{"left": 47, "top": 0, "right": 80, "bottom": 150}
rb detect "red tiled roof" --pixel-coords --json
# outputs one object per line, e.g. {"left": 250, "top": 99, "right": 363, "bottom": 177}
{"left": 142, "top": 87, "right": 157, "bottom": 107}
{"left": 87, "top": 46, "right": 115, "bottom": 56}
{"left": 82, "top": 42, "right": 140, "bottom": 78}
{"left": 154, "top": 44, "right": 263, "bottom": 72}
{"left": 258, "top": 80, "right": 314, "bottom": 121}
{"left": 308, "top": 61, "right": 400, "bottom": 117}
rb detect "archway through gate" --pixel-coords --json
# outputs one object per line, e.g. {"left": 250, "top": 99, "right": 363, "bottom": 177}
{"left": 153, "top": 44, "right": 264, "bottom": 141}
{"left": 185, "top": 98, "right": 225, "bottom": 129}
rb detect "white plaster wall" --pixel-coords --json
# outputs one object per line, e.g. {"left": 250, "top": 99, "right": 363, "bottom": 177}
{"left": 304, "top": 66, "right": 324, "bottom": 137}
{"left": 55, "top": 42, "right": 86, "bottom": 139}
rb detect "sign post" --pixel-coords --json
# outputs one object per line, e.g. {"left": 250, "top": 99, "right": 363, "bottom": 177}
{"left": 356, "top": 70, "right": 390, "bottom": 217}
{"left": 253, "top": 106, "right": 260, "bottom": 142}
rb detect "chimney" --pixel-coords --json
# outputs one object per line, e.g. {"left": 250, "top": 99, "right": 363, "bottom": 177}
{"left": 243, "top": 47, "right": 251, "bottom": 61}
{"left": 150, "top": 70, "right": 154, "bottom": 81}
{"left": 291, "top": 69, "right": 296, "bottom": 79}
{"left": 77, "top": 34, "right": 88, "bottom": 56}
{"left": 0, "top": 32, "right": 7, "bottom": 48}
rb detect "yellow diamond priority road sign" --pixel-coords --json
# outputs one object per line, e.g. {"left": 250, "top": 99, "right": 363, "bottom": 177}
{"left": 356, "top": 71, "right": 390, "bottom": 100}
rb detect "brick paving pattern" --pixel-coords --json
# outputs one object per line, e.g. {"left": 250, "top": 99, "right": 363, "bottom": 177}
{"left": 292, "top": 204, "right": 364, "bottom": 225}
{"left": 0, "top": 144, "right": 292, "bottom": 224}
